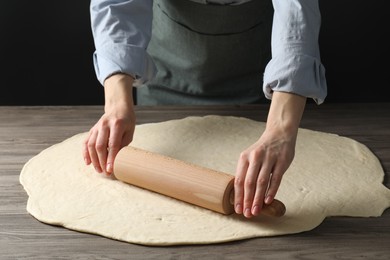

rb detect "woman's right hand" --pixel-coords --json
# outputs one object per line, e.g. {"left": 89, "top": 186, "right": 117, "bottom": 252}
{"left": 83, "top": 73, "right": 136, "bottom": 176}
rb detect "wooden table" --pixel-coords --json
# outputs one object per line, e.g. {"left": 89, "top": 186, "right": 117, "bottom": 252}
{"left": 1, "top": 103, "right": 389, "bottom": 259}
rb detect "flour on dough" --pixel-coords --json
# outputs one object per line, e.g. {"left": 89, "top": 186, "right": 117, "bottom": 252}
{"left": 20, "top": 116, "right": 390, "bottom": 245}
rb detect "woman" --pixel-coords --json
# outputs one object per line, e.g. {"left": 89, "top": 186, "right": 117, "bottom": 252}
{"left": 83, "top": 0, "right": 327, "bottom": 218}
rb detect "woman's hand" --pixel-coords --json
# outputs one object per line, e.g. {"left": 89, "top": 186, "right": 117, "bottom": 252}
{"left": 234, "top": 92, "right": 307, "bottom": 218}
{"left": 83, "top": 74, "right": 135, "bottom": 175}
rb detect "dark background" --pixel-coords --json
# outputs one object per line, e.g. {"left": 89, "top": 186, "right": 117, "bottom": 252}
{"left": 1, "top": 0, "right": 389, "bottom": 105}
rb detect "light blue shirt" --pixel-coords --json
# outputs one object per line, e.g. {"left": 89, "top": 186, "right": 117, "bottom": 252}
{"left": 90, "top": 0, "right": 327, "bottom": 104}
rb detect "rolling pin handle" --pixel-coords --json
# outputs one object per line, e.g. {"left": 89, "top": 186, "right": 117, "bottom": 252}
{"left": 228, "top": 189, "right": 286, "bottom": 217}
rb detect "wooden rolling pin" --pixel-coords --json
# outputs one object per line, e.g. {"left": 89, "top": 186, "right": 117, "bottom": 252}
{"left": 113, "top": 146, "right": 286, "bottom": 217}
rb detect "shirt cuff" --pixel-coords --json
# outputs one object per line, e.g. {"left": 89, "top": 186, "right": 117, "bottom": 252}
{"left": 93, "top": 43, "right": 156, "bottom": 87}
{"left": 263, "top": 54, "right": 327, "bottom": 104}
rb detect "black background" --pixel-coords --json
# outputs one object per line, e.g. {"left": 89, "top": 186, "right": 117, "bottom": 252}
{"left": 1, "top": 0, "right": 389, "bottom": 105}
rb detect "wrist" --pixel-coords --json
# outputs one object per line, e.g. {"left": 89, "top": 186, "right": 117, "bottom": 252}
{"left": 104, "top": 73, "right": 135, "bottom": 111}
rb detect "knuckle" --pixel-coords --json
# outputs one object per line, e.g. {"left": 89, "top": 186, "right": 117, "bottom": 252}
{"left": 95, "top": 143, "right": 106, "bottom": 152}
{"left": 83, "top": 137, "right": 89, "bottom": 146}
{"left": 245, "top": 179, "right": 256, "bottom": 188}
{"left": 239, "top": 151, "right": 249, "bottom": 161}
{"left": 277, "top": 155, "right": 289, "bottom": 165}
{"left": 99, "top": 119, "right": 109, "bottom": 128}
{"left": 108, "top": 141, "right": 123, "bottom": 153}
{"left": 88, "top": 127, "right": 95, "bottom": 134}
{"left": 234, "top": 177, "right": 244, "bottom": 186}
{"left": 113, "top": 118, "right": 125, "bottom": 128}
{"left": 108, "top": 141, "right": 117, "bottom": 149}
{"left": 249, "top": 149, "right": 262, "bottom": 161}
{"left": 87, "top": 140, "right": 95, "bottom": 149}
{"left": 271, "top": 174, "right": 282, "bottom": 184}
{"left": 257, "top": 177, "right": 268, "bottom": 186}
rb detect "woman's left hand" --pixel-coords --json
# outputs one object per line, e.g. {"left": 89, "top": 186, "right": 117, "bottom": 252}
{"left": 234, "top": 91, "right": 307, "bottom": 218}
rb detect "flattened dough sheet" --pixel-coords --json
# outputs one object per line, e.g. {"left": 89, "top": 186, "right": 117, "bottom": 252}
{"left": 20, "top": 116, "right": 390, "bottom": 245}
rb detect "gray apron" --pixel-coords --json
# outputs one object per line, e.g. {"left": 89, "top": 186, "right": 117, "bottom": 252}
{"left": 137, "top": 0, "right": 273, "bottom": 105}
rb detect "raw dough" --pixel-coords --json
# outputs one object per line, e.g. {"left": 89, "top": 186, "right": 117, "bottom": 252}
{"left": 20, "top": 116, "right": 390, "bottom": 246}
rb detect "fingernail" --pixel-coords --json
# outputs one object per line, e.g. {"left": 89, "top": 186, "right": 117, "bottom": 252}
{"left": 244, "top": 208, "right": 251, "bottom": 218}
{"left": 252, "top": 205, "right": 259, "bottom": 216}
{"left": 265, "top": 195, "right": 273, "bottom": 204}
{"left": 106, "top": 163, "right": 112, "bottom": 173}
{"left": 84, "top": 158, "right": 89, "bottom": 165}
{"left": 94, "top": 166, "right": 101, "bottom": 173}
{"left": 235, "top": 204, "right": 242, "bottom": 214}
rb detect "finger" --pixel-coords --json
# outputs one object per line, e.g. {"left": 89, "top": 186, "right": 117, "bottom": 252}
{"left": 264, "top": 164, "right": 284, "bottom": 205}
{"left": 95, "top": 126, "right": 109, "bottom": 175}
{"left": 243, "top": 160, "right": 262, "bottom": 218}
{"left": 106, "top": 128, "right": 124, "bottom": 174}
{"left": 107, "top": 125, "right": 135, "bottom": 174}
{"left": 87, "top": 130, "right": 102, "bottom": 173}
{"left": 121, "top": 127, "right": 134, "bottom": 147}
{"left": 234, "top": 152, "right": 249, "bottom": 215}
{"left": 251, "top": 162, "right": 273, "bottom": 216}
{"left": 83, "top": 132, "right": 93, "bottom": 165}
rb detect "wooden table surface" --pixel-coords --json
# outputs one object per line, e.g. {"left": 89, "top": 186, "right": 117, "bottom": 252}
{"left": 1, "top": 103, "right": 389, "bottom": 259}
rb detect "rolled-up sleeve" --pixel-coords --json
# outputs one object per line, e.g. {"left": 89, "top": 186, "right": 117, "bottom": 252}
{"left": 263, "top": 0, "right": 327, "bottom": 104}
{"left": 90, "top": 0, "right": 156, "bottom": 86}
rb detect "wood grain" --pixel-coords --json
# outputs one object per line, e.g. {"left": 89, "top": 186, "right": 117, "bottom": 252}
{"left": 114, "top": 146, "right": 236, "bottom": 215}
{"left": 1, "top": 104, "right": 389, "bottom": 259}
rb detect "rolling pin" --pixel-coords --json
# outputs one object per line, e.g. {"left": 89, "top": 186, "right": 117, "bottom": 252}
{"left": 113, "top": 146, "right": 286, "bottom": 217}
